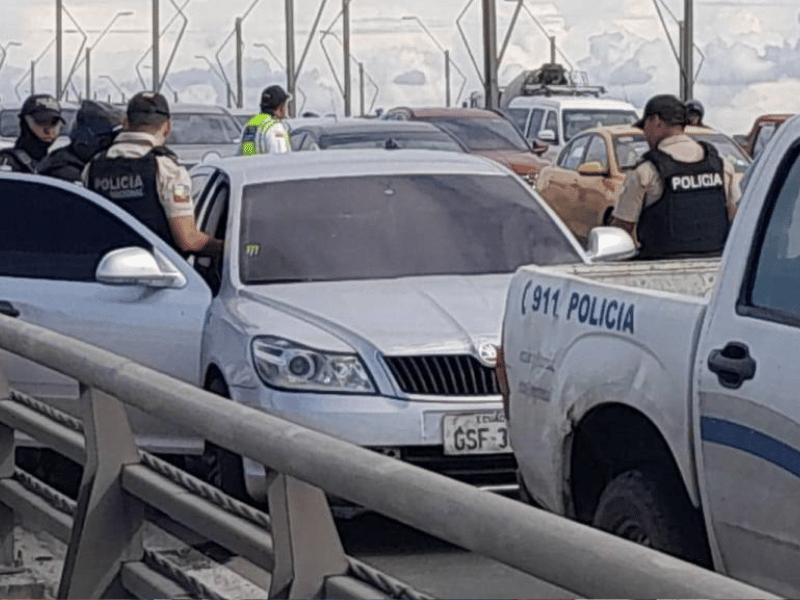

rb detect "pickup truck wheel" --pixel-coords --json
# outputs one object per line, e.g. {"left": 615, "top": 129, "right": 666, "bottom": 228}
{"left": 203, "top": 377, "right": 248, "bottom": 501}
{"left": 592, "top": 468, "right": 709, "bottom": 566}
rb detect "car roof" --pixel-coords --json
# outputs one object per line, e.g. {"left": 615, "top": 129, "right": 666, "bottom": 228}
{"left": 596, "top": 124, "right": 733, "bottom": 137}
{"left": 201, "top": 149, "right": 509, "bottom": 184}
{"left": 387, "top": 107, "right": 503, "bottom": 119}
{"left": 291, "top": 119, "right": 450, "bottom": 135}
{"left": 169, "top": 104, "right": 234, "bottom": 115}
{"left": 507, "top": 96, "right": 638, "bottom": 111}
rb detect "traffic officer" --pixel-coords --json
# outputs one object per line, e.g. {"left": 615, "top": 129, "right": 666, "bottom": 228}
{"left": 0, "top": 94, "right": 65, "bottom": 173}
{"left": 38, "top": 100, "right": 123, "bottom": 182}
{"left": 241, "top": 84, "right": 292, "bottom": 155}
{"left": 686, "top": 99, "right": 705, "bottom": 127}
{"left": 609, "top": 94, "right": 740, "bottom": 259}
{"left": 82, "top": 92, "right": 222, "bottom": 257}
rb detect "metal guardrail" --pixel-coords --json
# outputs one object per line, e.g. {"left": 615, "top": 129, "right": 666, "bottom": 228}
{"left": 0, "top": 315, "right": 778, "bottom": 599}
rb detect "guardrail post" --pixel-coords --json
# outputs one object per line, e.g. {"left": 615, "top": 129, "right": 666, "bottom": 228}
{"left": 268, "top": 474, "right": 349, "bottom": 599}
{"left": 58, "top": 385, "right": 144, "bottom": 599}
{"left": 0, "top": 363, "right": 15, "bottom": 566}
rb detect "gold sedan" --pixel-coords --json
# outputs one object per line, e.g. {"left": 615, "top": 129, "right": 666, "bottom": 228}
{"left": 534, "top": 125, "right": 751, "bottom": 246}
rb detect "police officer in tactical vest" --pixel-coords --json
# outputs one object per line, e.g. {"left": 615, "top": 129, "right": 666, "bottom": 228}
{"left": 240, "top": 84, "right": 292, "bottom": 156}
{"left": 609, "top": 94, "right": 740, "bottom": 259}
{"left": 83, "top": 92, "right": 222, "bottom": 257}
{"left": 0, "top": 94, "right": 65, "bottom": 173}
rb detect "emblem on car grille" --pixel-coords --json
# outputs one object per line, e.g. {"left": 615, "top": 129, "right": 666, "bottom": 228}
{"left": 476, "top": 343, "right": 498, "bottom": 367}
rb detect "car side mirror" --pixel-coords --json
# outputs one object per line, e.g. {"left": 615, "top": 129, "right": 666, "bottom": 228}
{"left": 577, "top": 161, "right": 608, "bottom": 176}
{"left": 586, "top": 227, "right": 638, "bottom": 262}
{"left": 96, "top": 247, "right": 187, "bottom": 288}
{"left": 538, "top": 129, "right": 556, "bottom": 143}
{"left": 531, "top": 141, "right": 549, "bottom": 156}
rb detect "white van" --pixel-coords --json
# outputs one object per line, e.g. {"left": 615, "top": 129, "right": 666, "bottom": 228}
{"left": 505, "top": 96, "right": 639, "bottom": 162}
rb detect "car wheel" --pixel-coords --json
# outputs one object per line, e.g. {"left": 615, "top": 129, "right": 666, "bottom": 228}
{"left": 592, "top": 468, "right": 711, "bottom": 567}
{"left": 203, "top": 377, "right": 248, "bottom": 501}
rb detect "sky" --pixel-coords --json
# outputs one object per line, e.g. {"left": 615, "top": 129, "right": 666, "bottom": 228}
{"left": 1, "top": 0, "right": 800, "bottom": 133}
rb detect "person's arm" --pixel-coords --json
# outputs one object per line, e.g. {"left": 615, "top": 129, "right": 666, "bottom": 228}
{"left": 722, "top": 158, "right": 741, "bottom": 220}
{"left": 168, "top": 216, "right": 223, "bottom": 256}
{"left": 610, "top": 164, "right": 650, "bottom": 242}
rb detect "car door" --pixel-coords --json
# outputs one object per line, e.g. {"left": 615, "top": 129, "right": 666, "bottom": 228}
{"left": 540, "top": 135, "right": 590, "bottom": 236}
{"left": 0, "top": 176, "right": 212, "bottom": 451}
{"left": 574, "top": 134, "right": 615, "bottom": 241}
{"left": 694, "top": 141, "right": 800, "bottom": 596}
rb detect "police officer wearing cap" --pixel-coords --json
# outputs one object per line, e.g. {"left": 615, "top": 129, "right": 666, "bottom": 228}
{"left": 39, "top": 100, "right": 123, "bottom": 182}
{"left": 241, "top": 84, "right": 292, "bottom": 156}
{"left": 609, "top": 94, "right": 740, "bottom": 259}
{"left": 82, "top": 92, "right": 222, "bottom": 257}
{"left": 686, "top": 99, "right": 705, "bottom": 127}
{"left": 0, "top": 94, "right": 65, "bottom": 173}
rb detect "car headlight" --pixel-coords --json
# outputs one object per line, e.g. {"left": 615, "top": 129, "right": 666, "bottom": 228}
{"left": 251, "top": 336, "right": 376, "bottom": 394}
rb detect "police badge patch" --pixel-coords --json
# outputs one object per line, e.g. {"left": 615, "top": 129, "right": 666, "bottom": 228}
{"left": 173, "top": 184, "right": 190, "bottom": 203}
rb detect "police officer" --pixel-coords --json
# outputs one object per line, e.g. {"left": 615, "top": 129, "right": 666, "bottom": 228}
{"left": 83, "top": 92, "right": 222, "bottom": 257}
{"left": 609, "top": 94, "right": 740, "bottom": 259}
{"left": 686, "top": 99, "right": 705, "bottom": 127}
{"left": 0, "top": 94, "right": 65, "bottom": 173}
{"left": 38, "top": 100, "right": 123, "bottom": 182}
{"left": 241, "top": 84, "right": 292, "bottom": 156}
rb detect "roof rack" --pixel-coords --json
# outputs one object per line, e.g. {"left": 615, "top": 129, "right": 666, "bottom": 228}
{"left": 520, "top": 83, "right": 606, "bottom": 97}
{"left": 499, "top": 62, "right": 607, "bottom": 110}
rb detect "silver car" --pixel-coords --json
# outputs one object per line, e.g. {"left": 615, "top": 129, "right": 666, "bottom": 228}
{"left": 1, "top": 150, "right": 587, "bottom": 499}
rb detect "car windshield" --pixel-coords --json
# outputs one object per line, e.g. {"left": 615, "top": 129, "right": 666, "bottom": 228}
{"left": 563, "top": 110, "right": 638, "bottom": 141}
{"left": 232, "top": 114, "right": 251, "bottom": 127}
{"left": 690, "top": 132, "right": 752, "bottom": 173}
{"left": 316, "top": 132, "right": 464, "bottom": 152}
{"left": 167, "top": 113, "right": 241, "bottom": 144}
{"left": 240, "top": 173, "right": 580, "bottom": 284}
{"left": 425, "top": 118, "right": 530, "bottom": 152}
{"left": 505, "top": 108, "right": 529, "bottom": 133}
{"left": 1, "top": 108, "right": 77, "bottom": 137}
{"left": 613, "top": 133, "right": 649, "bottom": 170}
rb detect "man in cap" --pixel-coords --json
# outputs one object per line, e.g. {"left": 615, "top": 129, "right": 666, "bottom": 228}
{"left": 240, "top": 84, "right": 292, "bottom": 156}
{"left": 83, "top": 91, "right": 222, "bottom": 258}
{"left": 0, "top": 94, "right": 65, "bottom": 173}
{"left": 609, "top": 94, "right": 740, "bottom": 259}
{"left": 686, "top": 99, "right": 705, "bottom": 127}
{"left": 38, "top": 100, "right": 123, "bottom": 182}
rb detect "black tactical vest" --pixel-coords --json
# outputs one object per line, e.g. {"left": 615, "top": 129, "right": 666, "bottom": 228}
{"left": 637, "top": 141, "right": 728, "bottom": 259}
{"left": 87, "top": 147, "right": 178, "bottom": 252}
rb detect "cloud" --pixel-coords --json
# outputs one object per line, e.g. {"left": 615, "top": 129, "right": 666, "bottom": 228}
{"left": 393, "top": 70, "right": 426, "bottom": 85}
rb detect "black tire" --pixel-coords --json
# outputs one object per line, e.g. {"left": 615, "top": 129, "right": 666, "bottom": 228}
{"left": 592, "top": 468, "right": 711, "bottom": 567}
{"left": 203, "top": 377, "right": 248, "bottom": 501}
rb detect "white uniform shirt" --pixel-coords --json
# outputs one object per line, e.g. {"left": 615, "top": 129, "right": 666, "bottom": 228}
{"left": 255, "top": 117, "right": 291, "bottom": 154}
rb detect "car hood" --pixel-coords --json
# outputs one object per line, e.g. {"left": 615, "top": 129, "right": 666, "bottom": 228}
{"left": 474, "top": 149, "right": 547, "bottom": 176}
{"left": 241, "top": 274, "right": 512, "bottom": 356}
{"left": 171, "top": 143, "right": 239, "bottom": 167}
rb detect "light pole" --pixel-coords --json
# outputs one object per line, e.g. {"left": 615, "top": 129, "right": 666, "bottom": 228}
{"left": 100, "top": 74, "right": 126, "bottom": 104}
{"left": 15, "top": 38, "right": 57, "bottom": 100}
{"left": 76, "top": 11, "right": 134, "bottom": 101}
{"left": 58, "top": 4, "right": 88, "bottom": 100}
{"left": 401, "top": 16, "right": 467, "bottom": 107}
{"left": 215, "top": 0, "right": 262, "bottom": 109}
{"left": 252, "top": 43, "right": 309, "bottom": 113}
{"left": 0, "top": 42, "right": 21, "bottom": 78}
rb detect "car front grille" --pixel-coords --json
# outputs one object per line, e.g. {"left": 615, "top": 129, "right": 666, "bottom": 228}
{"left": 384, "top": 354, "right": 500, "bottom": 396}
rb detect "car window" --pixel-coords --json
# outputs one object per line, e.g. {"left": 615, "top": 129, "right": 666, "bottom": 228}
{"left": 0, "top": 110, "right": 17, "bottom": 137}
{"left": 562, "top": 135, "right": 590, "bottom": 170}
{"left": 745, "top": 146, "right": 800, "bottom": 323}
{"left": 427, "top": 118, "right": 529, "bottom": 152}
{"left": 753, "top": 123, "right": 776, "bottom": 160}
{"left": 317, "top": 132, "right": 464, "bottom": 152}
{"left": 613, "top": 133, "right": 649, "bottom": 170}
{"left": 291, "top": 131, "right": 308, "bottom": 151}
{"left": 239, "top": 173, "right": 581, "bottom": 284}
{"left": 527, "top": 108, "right": 545, "bottom": 139}
{"left": 0, "top": 179, "right": 147, "bottom": 281}
{"left": 690, "top": 132, "right": 752, "bottom": 173}
{"left": 505, "top": 108, "right": 529, "bottom": 133}
{"left": 167, "top": 113, "right": 241, "bottom": 144}
{"left": 544, "top": 111, "right": 558, "bottom": 143}
{"left": 562, "top": 109, "right": 638, "bottom": 142}
{"left": 583, "top": 135, "right": 609, "bottom": 170}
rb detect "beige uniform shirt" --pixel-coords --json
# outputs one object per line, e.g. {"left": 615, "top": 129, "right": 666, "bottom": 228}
{"left": 82, "top": 132, "right": 194, "bottom": 219}
{"left": 612, "top": 134, "right": 741, "bottom": 224}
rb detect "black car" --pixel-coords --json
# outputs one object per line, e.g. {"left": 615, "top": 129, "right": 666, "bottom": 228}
{"left": 289, "top": 119, "right": 467, "bottom": 152}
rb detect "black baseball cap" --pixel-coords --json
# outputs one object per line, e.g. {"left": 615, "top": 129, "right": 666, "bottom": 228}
{"left": 260, "top": 85, "right": 292, "bottom": 111}
{"left": 127, "top": 91, "right": 171, "bottom": 120}
{"left": 634, "top": 94, "right": 687, "bottom": 129}
{"left": 20, "top": 94, "right": 65, "bottom": 125}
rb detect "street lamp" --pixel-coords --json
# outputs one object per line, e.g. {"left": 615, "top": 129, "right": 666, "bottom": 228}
{"left": 0, "top": 42, "right": 22, "bottom": 78}
{"left": 100, "top": 74, "right": 125, "bottom": 104}
{"left": 252, "top": 43, "right": 308, "bottom": 113}
{"left": 401, "top": 16, "right": 467, "bottom": 107}
{"left": 76, "top": 11, "right": 134, "bottom": 100}
{"left": 215, "top": 0, "right": 262, "bottom": 109}
{"left": 141, "top": 64, "right": 179, "bottom": 103}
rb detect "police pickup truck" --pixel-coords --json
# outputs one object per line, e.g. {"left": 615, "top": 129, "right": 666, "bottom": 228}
{"left": 499, "top": 115, "right": 800, "bottom": 596}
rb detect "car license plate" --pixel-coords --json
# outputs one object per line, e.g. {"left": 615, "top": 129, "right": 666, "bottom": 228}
{"left": 442, "top": 411, "right": 511, "bottom": 455}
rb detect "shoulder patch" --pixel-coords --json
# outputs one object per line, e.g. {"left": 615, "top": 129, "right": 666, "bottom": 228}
{"left": 172, "top": 184, "right": 190, "bottom": 203}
